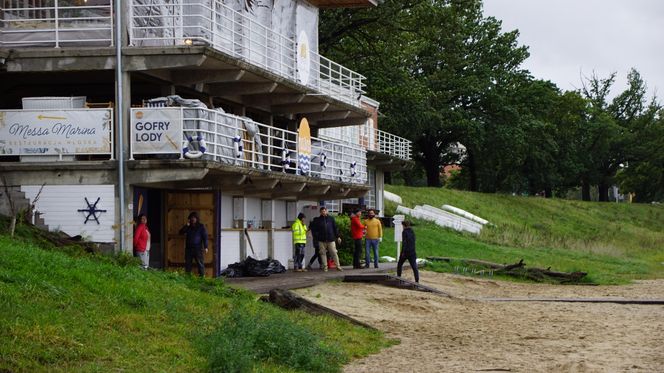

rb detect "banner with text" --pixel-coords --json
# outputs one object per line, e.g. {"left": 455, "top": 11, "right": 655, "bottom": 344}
{"left": 131, "top": 108, "right": 182, "bottom": 154}
{"left": 0, "top": 109, "right": 112, "bottom": 156}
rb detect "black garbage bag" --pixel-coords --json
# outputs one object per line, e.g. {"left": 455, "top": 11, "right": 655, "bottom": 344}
{"left": 220, "top": 257, "right": 286, "bottom": 278}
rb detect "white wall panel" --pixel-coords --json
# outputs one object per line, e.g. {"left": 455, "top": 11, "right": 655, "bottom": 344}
{"left": 220, "top": 193, "right": 234, "bottom": 228}
{"left": 245, "top": 197, "right": 262, "bottom": 227}
{"left": 273, "top": 200, "right": 288, "bottom": 229}
{"left": 273, "top": 230, "right": 292, "bottom": 268}
{"left": 21, "top": 185, "right": 116, "bottom": 242}
{"left": 220, "top": 229, "right": 241, "bottom": 268}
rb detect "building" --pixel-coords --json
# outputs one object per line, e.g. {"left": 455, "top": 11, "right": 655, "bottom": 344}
{"left": 0, "top": 0, "right": 411, "bottom": 276}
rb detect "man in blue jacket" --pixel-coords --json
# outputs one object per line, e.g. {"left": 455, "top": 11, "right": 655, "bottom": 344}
{"left": 311, "top": 207, "right": 342, "bottom": 272}
{"left": 179, "top": 211, "right": 208, "bottom": 277}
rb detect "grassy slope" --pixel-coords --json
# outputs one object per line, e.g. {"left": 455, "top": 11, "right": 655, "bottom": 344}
{"left": 0, "top": 229, "right": 392, "bottom": 372}
{"left": 382, "top": 185, "right": 664, "bottom": 284}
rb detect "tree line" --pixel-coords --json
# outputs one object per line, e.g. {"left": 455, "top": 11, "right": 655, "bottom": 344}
{"left": 319, "top": 0, "right": 664, "bottom": 202}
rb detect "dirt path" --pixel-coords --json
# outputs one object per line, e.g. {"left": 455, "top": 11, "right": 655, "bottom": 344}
{"left": 295, "top": 271, "right": 664, "bottom": 372}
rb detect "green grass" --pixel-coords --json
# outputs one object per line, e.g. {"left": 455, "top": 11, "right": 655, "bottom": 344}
{"left": 0, "top": 222, "right": 393, "bottom": 372}
{"left": 382, "top": 185, "right": 664, "bottom": 284}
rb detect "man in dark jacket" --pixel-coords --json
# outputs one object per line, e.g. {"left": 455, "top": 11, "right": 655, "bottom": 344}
{"left": 397, "top": 220, "right": 419, "bottom": 282}
{"left": 306, "top": 215, "right": 322, "bottom": 270}
{"left": 179, "top": 211, "right": 208, "bottom": 277}
{"left": 310, "top": 207, "right": 342, "bottom": 272}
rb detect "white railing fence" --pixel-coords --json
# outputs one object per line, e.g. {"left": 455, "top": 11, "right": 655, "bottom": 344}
{"left": 129, "top": 0, "right": 365, "bottom": 107}
{"left": 0, "top": 0, "right": 114, "bottom": 47}
{"left": 359, "top": 124, "right": 412, "bottom": 161}
{"left": 130, "top": 107, "right": 368, "bottom": 185}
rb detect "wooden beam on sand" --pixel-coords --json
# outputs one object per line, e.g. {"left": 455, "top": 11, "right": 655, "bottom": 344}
{"left": 481, "top": 298, "right": 664, "bottom": 305}
{"left": 343, "top": 274, "right": 452, "bottom": 297}
{"left": 264, "top": 289, "right": 377, "bottom": 330}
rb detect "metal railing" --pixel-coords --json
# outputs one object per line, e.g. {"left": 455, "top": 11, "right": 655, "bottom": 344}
{"left": 0, "top": 0, "right": 114, "bottom": 47}
{"left": 358, "top": 125, "right": 412, "bottom": 161}
{"left": 129, "top": 107, "right": 368, "bottom": 185}
{"left": 129, "top": 0, "right": 365, "bottom": 106}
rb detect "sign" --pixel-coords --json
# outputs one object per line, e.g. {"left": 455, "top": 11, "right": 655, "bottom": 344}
{"left": 296, "top": 30, "right": 311, "bottom": 85}
{"left": 0, "top": 109, "right": 112, "bottom": 156}
{"left": 393, "top": 214, "right": 404, "bottom": 242}
{"left": 297, "top": 118, "right": 311, "bottom": 175}
{"left": 131, "top": 108, "right": 182, "bottom": 154}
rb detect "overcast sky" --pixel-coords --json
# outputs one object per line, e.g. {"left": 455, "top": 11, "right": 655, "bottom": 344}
{"left": 482, "top": 0, "right": 664, "bottom": 99}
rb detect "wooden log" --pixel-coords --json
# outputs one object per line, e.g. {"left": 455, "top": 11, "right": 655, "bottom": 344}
{"left": 267, "top": 288, "right": 377, "bottom": 330}
{"left": 427, "top": 257, "right": 588, "bottom": 284}
{"left": 426, "top": 256, "right": 507, "bottom": 269}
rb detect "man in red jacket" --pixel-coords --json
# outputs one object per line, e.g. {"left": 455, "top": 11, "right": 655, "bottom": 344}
{"left": 133, "top": 214, "right": 151, "bottom": 269}
{"left": 350, "top": 210, "right": 365, "bottom": 269}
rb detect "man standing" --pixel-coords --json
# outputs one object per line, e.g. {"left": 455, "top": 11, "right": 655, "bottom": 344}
{"left": 350, "top": 210, "right": 365, "bottom": 269}
{"left": 306, "top": 215, "right": 322, "bottom": 270}
{"left": 133, "top": 214, "right": 151, "bottom": 269}
{"left": 291, "top": 213, "right": 308, "bottom": 272}
{"left": 311, "top": 207, "right": 343, "bottom": 272}
{"left": 397, "top": 220, "right": 419, "bottom": 283}
{"left": 364, "top": 209, "right": 383, "bottom": 268}
{"left": 179, "top": 211, "right": 208, "bottom": 277}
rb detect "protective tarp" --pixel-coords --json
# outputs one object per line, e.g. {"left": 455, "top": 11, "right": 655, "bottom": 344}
{"left": 242, "top": 117, "right": 266, "bottom": 169}
{"left": 220, "top": 257, "right": 286, "bottom": 278}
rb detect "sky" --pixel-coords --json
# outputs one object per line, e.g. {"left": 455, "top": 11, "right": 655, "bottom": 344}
{"left": 482, "top": 0, "right": 664, "bottom": 99}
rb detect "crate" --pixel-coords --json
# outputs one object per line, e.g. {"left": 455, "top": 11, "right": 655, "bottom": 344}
{"left": 22, "top": 96, "right": 87, "bottom": 109}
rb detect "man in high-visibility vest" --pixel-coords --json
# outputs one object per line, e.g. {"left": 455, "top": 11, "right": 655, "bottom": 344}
{"left": 291, "top": 213, "right": 308, "bottom": 272}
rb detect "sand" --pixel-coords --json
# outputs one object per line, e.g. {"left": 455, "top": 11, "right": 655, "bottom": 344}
{"left": 295, "top": 271, "right": 664, "bottom": 372}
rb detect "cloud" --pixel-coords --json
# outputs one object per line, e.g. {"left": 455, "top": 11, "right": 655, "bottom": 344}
{"left": 483, "top": 0, "right": 664, "bottom": 98}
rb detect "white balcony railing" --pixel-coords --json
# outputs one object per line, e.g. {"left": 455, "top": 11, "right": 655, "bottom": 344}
{"left": 130, "top": 107, "right": 368, "bottom": 185}
{"left": 129, "top": 0, "right": 365, "bottom": 107}
{"left": 0, "top": 0, "right": 113, "bottom": 48}
{"left": 360, "top": 126, "right": 412, "bottom": 161}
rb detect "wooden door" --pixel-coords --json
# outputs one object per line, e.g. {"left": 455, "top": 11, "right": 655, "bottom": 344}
{"left": 165, "top": 191, "right": 216, "bottom": 277}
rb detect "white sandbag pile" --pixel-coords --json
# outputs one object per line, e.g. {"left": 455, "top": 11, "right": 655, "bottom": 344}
{"left": 441, "top": 204, "right": 489, "bottom": 225}
{"left": 395, "top": 204, "right": 489, "bottom": 234}
{"left": 384, "top": 190, "right": 403, "bottom": 204}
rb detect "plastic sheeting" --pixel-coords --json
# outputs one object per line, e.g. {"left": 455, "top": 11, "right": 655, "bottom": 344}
{"left": 219, "top": 257, "right": 287, "bottom": 277}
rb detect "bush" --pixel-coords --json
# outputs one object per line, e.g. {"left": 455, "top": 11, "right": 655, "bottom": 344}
{"left": 334, "top": 215, "right": 353, "bottom": 265}
{"left": 207, "top": 302, "right": 345, "bottom": 373}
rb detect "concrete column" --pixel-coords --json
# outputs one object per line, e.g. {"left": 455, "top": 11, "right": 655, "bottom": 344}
{"left": 113, "top": 70, "right": 132, "bottom": 253}
{"left": 376, "top": 168, "right": 385, "bottom": 217}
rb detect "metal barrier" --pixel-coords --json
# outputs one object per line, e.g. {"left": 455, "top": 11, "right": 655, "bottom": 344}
{"left": 0, "top": 0, "right": 114, "bottom": 47}
{"left": 130, "top": 107, "right": 368, "bottom": 185}
{"left": 359, "top": 125, "right": 412, "bottom": 161}
{"left": 129, "top": 0, "right": 365, "bottom": 107}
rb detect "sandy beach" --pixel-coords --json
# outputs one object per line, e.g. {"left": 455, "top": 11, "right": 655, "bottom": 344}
{"left": 295, "top": 271, "right": 664, "bottom": 372}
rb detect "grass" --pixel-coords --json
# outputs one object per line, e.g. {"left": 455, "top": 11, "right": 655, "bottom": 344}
{"left": 382, "top": 185, "right": 664, "bottom": 284}
{"left": 0, "top": 220, "right": 393, "bottom": 372}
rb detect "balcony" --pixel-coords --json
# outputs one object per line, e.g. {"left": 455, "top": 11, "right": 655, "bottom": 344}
{"left": 129, "top": 0, "right": 366, "bottom": 107}
{"left": 0, "top": 0, "right": 114, "bottom": 48}
{"left": 129, "top": 107, "right": 368, "bottom": 185}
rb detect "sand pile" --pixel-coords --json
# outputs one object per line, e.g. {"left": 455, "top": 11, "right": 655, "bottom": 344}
{"left": 295, "top": 271, "right": 664, "bottom": 372}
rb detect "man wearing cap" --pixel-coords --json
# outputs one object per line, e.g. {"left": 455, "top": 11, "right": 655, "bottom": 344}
{"left": 179, "top": 211, "right": 208, "bottom": 277}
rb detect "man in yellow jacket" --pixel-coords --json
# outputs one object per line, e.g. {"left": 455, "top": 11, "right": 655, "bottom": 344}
{"left": 363, "top": 209, "right": 383, "bottom": 268}
{"left": 291, "top": 213, "right": 308, "bottom": 272}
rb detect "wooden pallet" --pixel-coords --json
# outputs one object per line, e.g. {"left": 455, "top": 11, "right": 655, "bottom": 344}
{"left": 343, "top": 274, "right": 452, "bottom": 297}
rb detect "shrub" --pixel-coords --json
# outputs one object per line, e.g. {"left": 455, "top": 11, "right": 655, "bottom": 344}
{"left": 334, "top": 215, "right": 353, "bottom": 265}
{"left": 207, "top": 302, "right": 345, "bottom": 373}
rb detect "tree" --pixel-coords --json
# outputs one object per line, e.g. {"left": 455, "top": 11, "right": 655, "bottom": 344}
{"left": 320, "top": 0, "right": 531, "bottom": 188}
